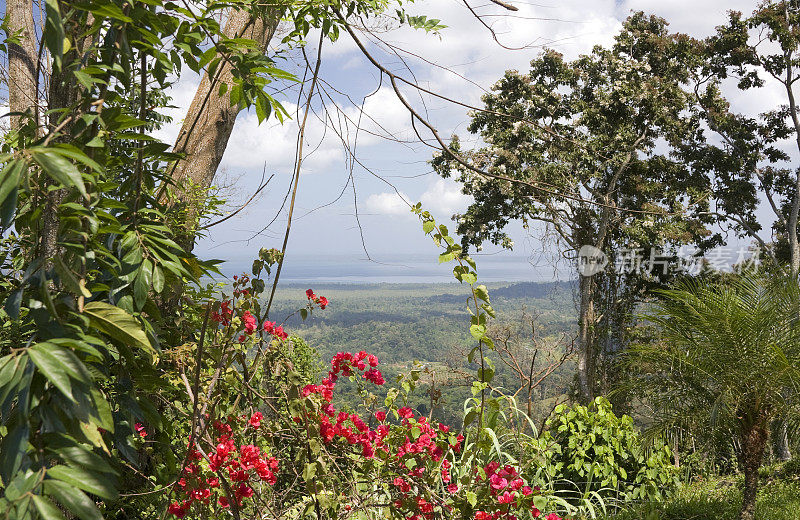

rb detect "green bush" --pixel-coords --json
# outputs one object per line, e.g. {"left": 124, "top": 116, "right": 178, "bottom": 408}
{"left": 541, "top": 397, "right": 678, "bottom": 507}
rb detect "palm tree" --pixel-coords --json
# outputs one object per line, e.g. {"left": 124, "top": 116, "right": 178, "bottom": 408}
{"left": 625, "top": 272, "right": 800, "bottom": 520}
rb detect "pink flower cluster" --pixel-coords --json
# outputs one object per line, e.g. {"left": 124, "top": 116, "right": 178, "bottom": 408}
{"left": 210, "top": 301, "right": 232, "bottom": 326}
{"left": 300, "top": 351, "right": 386, "bottom": 457}
{"left": 261, "top": 320, "right": 288, "bottom": 340}
{"left": 306, "top": 288, "right": 328, "bottom": 309}
{"left": 386, "top": 412, "right": 465, "bottom": 520}
{"left": 472, "top": 462, "right": 563, "bottom": 520}
{"left": 300, "top": 353, "right": 465, "bottom": 520}
{"left": 134, "top": 422, "right": 147, "bottom": 438}
{"left": 303, "top": 350, "right": 384, "bottom": 402}
{"left": 215, "top": 283, "right": 326, "bottom": 344}
{"left": 167, "top": 413, "right": 278, "bottom": 518}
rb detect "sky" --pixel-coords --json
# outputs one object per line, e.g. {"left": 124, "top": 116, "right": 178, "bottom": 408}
{"left": 155, "top": 0, "right": 776, "bottom": 279}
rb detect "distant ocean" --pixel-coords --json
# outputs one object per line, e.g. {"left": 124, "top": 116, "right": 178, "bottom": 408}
{"left": 214, "top": 254, "right": 571, "bottom": 284}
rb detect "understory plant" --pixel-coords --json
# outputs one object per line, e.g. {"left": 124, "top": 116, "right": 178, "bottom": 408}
{"left": 539, "top": 397, "right": 678, "bottom": 514}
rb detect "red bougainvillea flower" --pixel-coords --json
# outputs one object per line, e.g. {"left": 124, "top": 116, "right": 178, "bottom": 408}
{"left": 235, "top": 483, "right": 254, "bottom": 499}
{"left": 167, "top": 502, "right": 187, "bottom": 518}
{"left": 364, "top": 368, "right": 385, "bottom": 385}
{"left": 168, "top": 415, "right": 280, "bottom": 518}
{"left": 134, "top": 422, "right": 147, "bottom": 438}
{"left": 375, "top": 410, "right": 387, "bottom": 422}
{"left": 306, "top": 289, "right": 315, "bottom": 299}
{"left": 393, "top": 477, "right": 411, "bottom": 493}
{"left": 273, "top": 325, "right": 287, "bottom": 340}
{"left": 398, "top": 407, "right": 414, "bottom": 419}
{"left": 318, "top": 296, "right": 328, "bottom": 309}
{"left": 490, "top": 473, "right": 508, "bottom": 490}
{"left": 498, "top": 491, "right": 515, "bottom": 504}
{"left": 262, "top": 321, "right": 288, "bottom": 340}
{"left": 242, "top": 311, "right": 257, "bottom": 335}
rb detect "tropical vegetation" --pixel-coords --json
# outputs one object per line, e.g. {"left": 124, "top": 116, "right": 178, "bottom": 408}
{"left": 1, "top": 1, "right": 800, "bottom": 520}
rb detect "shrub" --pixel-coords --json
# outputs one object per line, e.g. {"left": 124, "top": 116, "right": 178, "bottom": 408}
{"left": 541, "top": 397, "right": 678, "bottom": 507}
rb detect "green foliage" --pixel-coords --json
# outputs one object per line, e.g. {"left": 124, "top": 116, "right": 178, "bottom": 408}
{"left": 542, "top": 397, "right": 678, "bottom": 507}
{"left": 604, "top": 477, "right": 800, "bottom": 520}
{"left": 624, "top": 270, "right": 800, "bottom": 520}
{"left": 775, "top": 458, "right": 800, "bottom": 481}
{"left": 626, "top": 272, "right": 800, "bottom": 443}
{"left": 434, "top": 13, "right": 720, "bottom": 257}
{"left": 693, "top": 2, "right": 800, "bottom": 263}
{"left": 0, "top": 0, "right": 441, "bottom": 518}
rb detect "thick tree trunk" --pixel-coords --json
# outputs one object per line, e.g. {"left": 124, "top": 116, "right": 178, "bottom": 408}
{"left": 6, "top": 0, "right": 38, "bottom": 130}
{"left": 738, "top": 417, "right": 768, "bottom": 520}
{"left": 38, "top": 2, "right": 86, "bottom": 264}
{"left": 38, "top": 65, "right": 75, "bottom": 261}
{"left": 170, "top": 8, "right": 277, "bottom": 195}
{"left": 576, "top": 273, "right": 596, "bottom": 403}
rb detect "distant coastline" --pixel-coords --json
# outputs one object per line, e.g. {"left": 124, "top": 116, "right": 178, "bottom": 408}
{"left": 214, "top": 253, "right": 572, "bottom": 284}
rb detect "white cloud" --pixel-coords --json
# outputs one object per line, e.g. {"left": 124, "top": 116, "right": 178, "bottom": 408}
{"left": 340, "top": 86, "right": 415, "bottom": 145}
{"left": 221, "top": 106, "right": 343, "bottom": 174}
{"left": 420, "top": 178, "right": 471, "bottom": 216}
{"left": 364, "top": 190, "right": 413, "bottom": 216}
{"left": 152, "top": 76, "right": 345, "bottom": 175}
{"left": 149, "top": 76, "right": 199, "bottom": 146}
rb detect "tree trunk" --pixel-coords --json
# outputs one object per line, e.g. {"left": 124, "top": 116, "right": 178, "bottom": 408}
{"left": 38, "top": 2, "right": 87, "bottom": 264}
{"left": 576, "top": 273, "right": 596, "bottom": 403}
{"left": 777, "top": 419, "right": 791, "bottom": 462}
{"left": 738, "top": 417, "right": 768, "bottom": 520}
{"left": 6, "top": 0, "right": 38, "bottom": 130}
{"left": 170, "top": 8, "right": 277, "bottom": 195}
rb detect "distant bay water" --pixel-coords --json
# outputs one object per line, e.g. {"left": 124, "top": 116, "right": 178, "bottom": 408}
{"left": 215, "top": 253, "right": 570, "bottom": 284}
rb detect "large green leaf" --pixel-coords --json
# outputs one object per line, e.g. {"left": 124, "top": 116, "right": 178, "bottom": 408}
{"left": 53, "top": 258, "right": 92, "bottom": 298}
{"left": 47, "top": 464, "right": 118, "bottom": 500}
{"left": 151, "top": 265, "right": 164, "bottom": 293}
{"left": 37, "top": 343, "right": 91, "bottom": 383}
{"left": 82, "top": 302, "right": 155, "bottom": 359}
{"left": 32, "top": 495, "right": 66, "bottom": 520}
{"left": 0, "top": 160, "right": 24, "bottom": 227}
{"left": 31, "top": 149, "right": 87, "bottom": 199}
{"left": 28, "top": 344, "right": 75, "bottom": 402}
{"left": 0, "top": 354, "right": 28, "bottom": 410}
{"left": 0, "top": 422, "right": 29, "bottom": 484}
{"left": 44, "top": 480, "right": 103, "bottom": 520}
{"left": 51, "top": 445, "right": 115, "bottom": 475}
{"left": 4, "top": 470, "right": 38, "bottom": 501}
{"left": 43, "top": 0, "right": 64, "bottom": 72}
